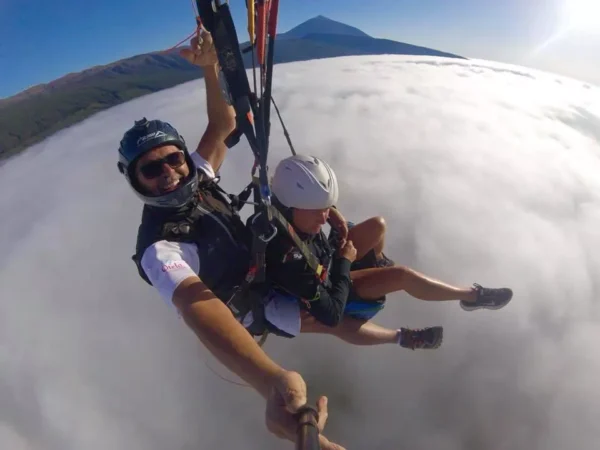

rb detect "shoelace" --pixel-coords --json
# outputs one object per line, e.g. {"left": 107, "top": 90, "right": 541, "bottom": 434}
{"left": 402, "top": 328, "right": 428, "bottom": 350}
{"left": 473, "top": 283, "right": 503, "bottom": 304}
{"left": 473, "top": 283, "right": 496, "bottom": 303}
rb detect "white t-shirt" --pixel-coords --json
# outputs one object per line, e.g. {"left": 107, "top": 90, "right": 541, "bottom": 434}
{"left": 139, "top": 152, "right": 300, "bottom": 336}
{"left": 140, "top": 152, "right": 213, "bottom": 306}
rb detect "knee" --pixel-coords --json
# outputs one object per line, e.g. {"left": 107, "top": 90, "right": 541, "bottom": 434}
{"left": 392, "top": 264, "right": 409, "bottom": 280}
{"left": 370, "top": 216, "right": 387, "bottom": 238}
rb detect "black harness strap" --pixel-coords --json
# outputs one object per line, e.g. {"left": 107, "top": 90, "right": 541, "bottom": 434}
{"left": 216, "top": 175, "right": 329, "bottom": 286}
{"left": 194, "top": 1, "right": 320, "bottom": 340}
{"left": 196, "top": 0, "right": 271, "bottom": 203}
{"left": 223, "top": 211, "right": 276, "bottom": 326}
{"left": 157, "top": 181, "right": 265, "bottom": 322}
{"left": 265, "top": 206, "right": 327, "bottom": 281}
{"left": 213, "top": 177, "right": 328, "bottom": 285}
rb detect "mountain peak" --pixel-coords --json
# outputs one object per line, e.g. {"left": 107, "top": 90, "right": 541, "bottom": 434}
{"left": 281, "top": 15, "right": 370, "bottom": 39}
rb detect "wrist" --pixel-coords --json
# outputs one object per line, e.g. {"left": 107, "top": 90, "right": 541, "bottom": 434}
{"left": 334, "top": 255, "right": 353, "bottom": 269}
{"left": 255, "top": 366, "right": 288, "bottom": 399}
{"left": 201, "top": 62, "right": 220, "bottom": 72}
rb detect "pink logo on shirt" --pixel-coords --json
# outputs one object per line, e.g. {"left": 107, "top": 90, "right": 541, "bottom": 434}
{"left": 161, "top": 260, "right": 186, "bottom": 272}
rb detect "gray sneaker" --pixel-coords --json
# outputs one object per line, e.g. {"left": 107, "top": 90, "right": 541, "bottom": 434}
{"left": 460, "top": 283, "right": 513, "bottom": 311}
{"left": 399, "top": 326, "right": 444, "bottom": 350}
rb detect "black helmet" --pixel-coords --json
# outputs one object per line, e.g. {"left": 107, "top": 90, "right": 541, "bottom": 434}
{"left": 117, "top": 118, "right": 198, "bottom": 208}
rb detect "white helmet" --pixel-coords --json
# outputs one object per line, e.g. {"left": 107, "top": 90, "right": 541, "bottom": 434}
{"left": 271, "top": 154, "right": 339, "bottom": 209}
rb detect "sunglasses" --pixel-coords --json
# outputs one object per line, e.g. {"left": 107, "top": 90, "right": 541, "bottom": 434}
{"left": 138, "top": 151, "right": 186, "bottom": 179}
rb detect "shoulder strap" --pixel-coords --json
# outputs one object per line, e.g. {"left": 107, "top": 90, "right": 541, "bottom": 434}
{"left": 210, "top": 176, "right": 256, "bottom": 216}
{"left": 266, "top": 205, "right": 327, "bottom": 281}
{"left": 241, "top": 175, "right": 327, "bottom": 282}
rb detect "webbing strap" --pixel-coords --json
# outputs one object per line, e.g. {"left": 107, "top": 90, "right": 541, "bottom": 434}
{"left": 212, "top": 177, "right": 327, "bottom": 306}
{"left": 196, "top": 1, "right": 253, "bottom": 111}
{"left": 265, "top": 206, "right": 326, "bottom": 281}
{"left": 195, "top": 0, "right": 271, "bottom": 202}
{"left": 225, "top": 176, "right": 327, "bottom": 283}
{"left": 193, "top": 1, "right": 325, "bottom": 329}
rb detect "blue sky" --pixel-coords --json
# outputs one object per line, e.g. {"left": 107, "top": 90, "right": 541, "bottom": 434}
{"left": 2, "top": 0, "right": 600, "bottom": 98}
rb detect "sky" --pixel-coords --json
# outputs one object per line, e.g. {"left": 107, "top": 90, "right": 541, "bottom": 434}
{"left": 2, "top": 0, "right": 600, "bottom": 98}
{"left": 1, "top": 54, "right": 600, "bottom": 449}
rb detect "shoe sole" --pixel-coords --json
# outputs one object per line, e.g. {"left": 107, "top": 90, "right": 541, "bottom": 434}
{"left": 460, "top": 297, "right": 513, "bottom": 312}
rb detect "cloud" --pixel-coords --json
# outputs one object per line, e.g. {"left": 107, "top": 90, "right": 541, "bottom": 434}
{"left": 1, "top": 54, "right": 599, "bottom": 449}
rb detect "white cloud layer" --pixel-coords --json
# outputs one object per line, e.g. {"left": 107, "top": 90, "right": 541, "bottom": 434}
{"left": 1, "top": 54, "right": 599, "bottom": 449}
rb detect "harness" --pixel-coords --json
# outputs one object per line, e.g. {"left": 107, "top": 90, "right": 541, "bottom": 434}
{"left": 132, "top": 176, "right": 256, "bottom": 318}
{"left": 216, "top": 177, "right": 332, "bottom": 286}
{"left": 214, "top": 176, "right": 340, "bottom": 336}
{"left": 157, "top": 1, "right": 337, "bottom": 339}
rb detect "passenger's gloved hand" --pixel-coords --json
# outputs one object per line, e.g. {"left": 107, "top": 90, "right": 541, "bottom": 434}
{"left": 179, "top": 27, "right": 219, "bottom": 67}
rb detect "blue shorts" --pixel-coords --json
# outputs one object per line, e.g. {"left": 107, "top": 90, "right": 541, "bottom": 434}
{"left": 340, "top": 220, "right": 387, "bottom": 320}
{"left": 344, "top": 293, "right": 386, "bottom": 320}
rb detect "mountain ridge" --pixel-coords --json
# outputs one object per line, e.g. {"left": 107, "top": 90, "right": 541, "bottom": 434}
{"left": 0, "top": 15, "right": 465, "bottom": 159}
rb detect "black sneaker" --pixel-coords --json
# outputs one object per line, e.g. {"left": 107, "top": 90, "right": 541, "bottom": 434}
{"left": 399, "top": 326, "right": 443, "bottom": 350}
{"left": 460, "top": 283, "right": 513, "bottom": 311}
